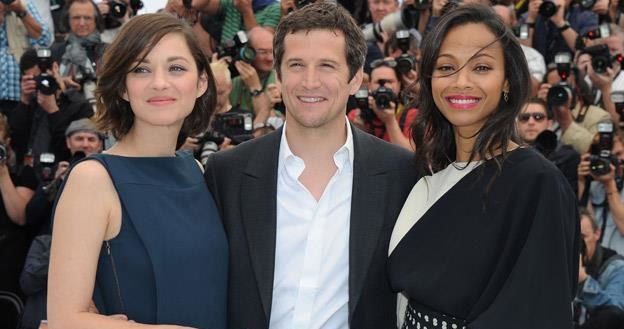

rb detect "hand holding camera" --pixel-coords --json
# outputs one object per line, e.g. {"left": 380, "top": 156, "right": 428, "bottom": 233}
{"left": 234, "top": 61, "right": 262, "bottom": 91}
{"left": 0, "top": 0, "right": 26, "bottom": 15}
{"left": 527, "top": 0, "right": 543, "bottom": 22}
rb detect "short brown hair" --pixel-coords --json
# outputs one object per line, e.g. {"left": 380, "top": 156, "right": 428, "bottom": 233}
{"left": 273, "top": 1, "right": 367, "bottom": 81}
{"left": 95, "top": 13, "right": 216, "bottom": 140}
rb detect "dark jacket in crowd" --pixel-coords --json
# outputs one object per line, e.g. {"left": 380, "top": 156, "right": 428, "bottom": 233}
{"left": 5, "top": 90, "right": 93, "bottom": 166}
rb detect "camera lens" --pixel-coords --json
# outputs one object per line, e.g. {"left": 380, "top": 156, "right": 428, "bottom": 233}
{"left": 547, "top": 85, "right": 570, "bottom": 106}
{"left": 396, "top": 55, "right": 415, "bottom": 74}
{"left": 35, "top": 74, "right": 59, "bottom": 95}
{"left": 110, "top": 1, "right": 127, "bottom": 18}
{"left": 239, "top": 47, "right": 257, "bottom": 63}
{"left": 539, "top": 1, "right": 557, "bottom": 17}
{"left": 590, "top": 157, "right": 611, "bottom": 176}
{"left": 592, "top": 56, "right": 610, "bottom": 74}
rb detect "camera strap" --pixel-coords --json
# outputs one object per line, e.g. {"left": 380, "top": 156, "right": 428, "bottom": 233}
{"left": 575, "top": 105, "right": 590, "bottom": 123}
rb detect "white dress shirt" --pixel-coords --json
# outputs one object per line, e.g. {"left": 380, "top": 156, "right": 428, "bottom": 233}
{"left": 269, "top": 121, "right": 354, "bottom": 329}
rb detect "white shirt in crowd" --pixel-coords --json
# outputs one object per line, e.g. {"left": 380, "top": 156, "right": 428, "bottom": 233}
{"left": 270, "top": 121, "right": 354, "bottom": 329}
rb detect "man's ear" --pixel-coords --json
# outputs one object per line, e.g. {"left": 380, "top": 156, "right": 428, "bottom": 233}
{"left": 349, "top": 68, "right": 364, "bottom": 95}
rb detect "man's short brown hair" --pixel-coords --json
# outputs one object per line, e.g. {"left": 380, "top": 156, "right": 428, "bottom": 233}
{"left": 273, "top": 1, "right": 367, "bottom": 81}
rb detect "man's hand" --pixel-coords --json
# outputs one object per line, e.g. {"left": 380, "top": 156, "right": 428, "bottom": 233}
{"left": 280, "top": 0, "right": 295, "bottom": 16}
{"left": 550, "top": 0, "right": 567, "bottom": 27}
{"left": 266, "top": 83, "right": 282, "bottom": 105}
{"left": 164, "top": 0, "right": 198, "bottom": 24}
{"left": 234, "top": 61, "right": 262, "bottom": 91}
{"left": 180, "top": 136, "right": 201, "bottom": 152}
{"left": 587, "top": 61, "right": 616, "bottom": 93}
{"left": 527, "top": 0, "right": 543, "bottom": 22}
{"left": 20, "top": 74, "right": 37, "bottom": 104}
{"left": 54, "top": 161, "right": 70, "bottom": 181}
{"left": 537, "top": 83, "right": 551, "bottom": 102}
{"left": 368, "top": 96, "right": 397, "bottom": 125}
{"left": 37, "top": 92, "right": 59, "bottom": 114}
{"left": 432, "top": 0, "right": 448, "bottom": 16}
{"left": 593, "top": 164, "right": 616, "bottom": 185}
{"left": 97, "top": 2, "right": 110, "bottom": 15}
{"left": 578, "top": 153, "right": 591, "bottom": 184}
{"left": 579, "top": 255, "right": 588, "bottom": 283}
{"left": 7, "top": 0, "right": 26, "bottom": 14}
{"left": 592, "top": 0, "right": 609, "bottom": 15}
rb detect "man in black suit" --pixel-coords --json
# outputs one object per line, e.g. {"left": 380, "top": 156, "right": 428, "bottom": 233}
{"left": 204, "top": 3, "right": 418, "bottom": 329}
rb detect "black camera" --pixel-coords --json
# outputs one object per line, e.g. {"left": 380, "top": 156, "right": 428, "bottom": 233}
{"left": 217, "top": 31, "right": 256, "bottom": 64}
{"left": 38, "top": 152, "right": 56, "bottom": 185}
{"left": 107, "top": 0, "right": 127, "bottom": 18}
{"left": 590, "top": 121, "right": 615, "bottom": 176}
{"left": 371, "top": 80, "right": 396, "bottom": 109}
{"left": 129, "top": 0, "right": 143, "bottom": 12}
{"left": 585, "top": 23, "right": 610, "bottom": 40}
{"left": 34, "top": 48, "right": 59, "bottom": 96}
{"left": 582, "top": 44, "right": 612, "bottom": 74}
{"left": 539, "top": 0, "right": 558, "bottom": 17}
{"left": 196, "top": 112, "right": 256, "bottom": 148}
{"left": 547, "top": 52, "right": 574, "bottom": 106}
{"left": 394, "top": 30, "right": 416, "bottom": 75}
{"left": 354, "top": 88, "right": 375, "bottom": 122}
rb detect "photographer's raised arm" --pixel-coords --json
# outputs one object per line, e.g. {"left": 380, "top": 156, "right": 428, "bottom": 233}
{"left": 0, "top": 165, "right": 34, "bottom": 226}
{"left": 594, "top": 167, "right": 624, "bottom": 235}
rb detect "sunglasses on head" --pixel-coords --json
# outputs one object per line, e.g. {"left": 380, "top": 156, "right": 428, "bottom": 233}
{"left": 370, "top": 59, "right": 397, "bottom": 69}
{"left": 517, "top": 112, "right": 547, "bottom": 122}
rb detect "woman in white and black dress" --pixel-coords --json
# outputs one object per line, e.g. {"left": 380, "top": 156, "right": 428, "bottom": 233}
{"left": 388, "top": 4, "right": 579, "bottom": 329}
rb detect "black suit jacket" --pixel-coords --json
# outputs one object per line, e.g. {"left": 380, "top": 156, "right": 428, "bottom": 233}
{"left": 204, "top": 125, "right": 418, "bottom": 329}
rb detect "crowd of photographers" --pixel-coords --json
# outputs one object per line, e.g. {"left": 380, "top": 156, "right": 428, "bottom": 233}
{"left": 3, "top": 0, "right": 624, "bottom": 327}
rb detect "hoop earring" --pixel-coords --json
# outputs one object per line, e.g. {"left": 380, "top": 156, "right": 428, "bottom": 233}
{"left": 503, "top": 91, "right": 509, "bottom": 102}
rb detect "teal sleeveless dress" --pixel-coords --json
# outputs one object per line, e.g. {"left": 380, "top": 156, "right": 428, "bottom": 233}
{"left": 63, "top": 152, "right": 227, "bottom": 328}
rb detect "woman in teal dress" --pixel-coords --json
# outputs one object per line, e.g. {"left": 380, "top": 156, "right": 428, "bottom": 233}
{"left": 47, "top": 14, "right": 227, "bottom": 329}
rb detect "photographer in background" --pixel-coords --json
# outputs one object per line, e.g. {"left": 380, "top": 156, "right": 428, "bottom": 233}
{"left": 520, "top": 0, "right": 598, "bottom": 63}
{"left": 0, "top": 0, "right": 51, "bottom": 114}
{"left": 51, "top": 0, "right": 108, "bottom": 106}
{"left": 97, "top": 0, "right": 142, "bottom": 43}
{"left": 348, "top": 58, "right": 417, "bottom": 150}
{"left": 574, "top": 209, "right": 624, "bottom": 328}
{"left": 517, "top": 97, "right": 580, "bottom": 192}
{"left": 181, "top": 60, "right": 261, "bottom": 164}
{"left": 540, "top": 54, "right": 612, "bottom": 154}
{"left": 578, "top": 124, "right": 624, "bottom": 255}
{"left": 229, "top": 26, "right": 278, "bottom": 127}
{"left": 574, "top": 24, "right": 624, "bottom": 123}
{"left": 5, "top": 48, "right": 93, "bottom": 170}
{"left": 0, "top": 112, "right": 37, "bottom": 308}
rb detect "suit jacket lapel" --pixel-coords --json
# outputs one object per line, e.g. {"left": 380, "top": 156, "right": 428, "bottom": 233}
{"left": 348, "top": 127, "right": 389, "bottom": 320}
{"left": 240, "top": 128, "right": 282, "bottom": 321}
